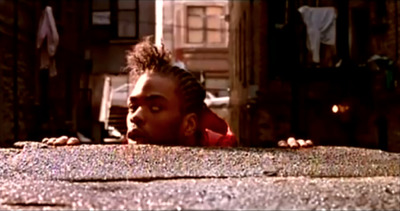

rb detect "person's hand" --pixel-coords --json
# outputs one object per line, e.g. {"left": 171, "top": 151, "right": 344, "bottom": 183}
{"left": 277, "top": 137, "right": 313, "bottom": 148}
{"left": 41, "top": 136, "right": 81, "bottom": 146}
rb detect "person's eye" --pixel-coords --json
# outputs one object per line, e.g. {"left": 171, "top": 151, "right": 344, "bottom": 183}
{"left": 128, "top": 103, "right": 138, "bottom": 112}
{"left": 150, "top": 105, "right": 162, "bottom": 113}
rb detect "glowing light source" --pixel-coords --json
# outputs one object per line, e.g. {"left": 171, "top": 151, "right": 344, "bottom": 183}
{"left": 332, "top": 105, "right": 339, "bottom": 113}
{"left": 332, "top": 104, "right": 350, "bottom": 113}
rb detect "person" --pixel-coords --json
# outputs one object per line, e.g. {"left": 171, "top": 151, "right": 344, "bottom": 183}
{"left": 43, "top": 36, "right": 237, "bottom": 147}
{"left": 42, "top": 36, "right": 312, "bottom": 148}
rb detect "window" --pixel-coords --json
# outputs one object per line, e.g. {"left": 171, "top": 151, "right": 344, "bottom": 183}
{"left": 186, "top": 6, "right": 225, "bottom": 44}
{"left": 92, "top": 0, "right": 138, "bottom": 38}
{"left": 117, "top": 0, "right": 137, "bottom": 38}
{"left": 92, "top": 0, "right": 111, "bottom": 25}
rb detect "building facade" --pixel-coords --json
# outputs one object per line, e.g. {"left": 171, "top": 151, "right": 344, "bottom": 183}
{"left": 159, "top": 0, "right": 230, "bottom": 97}
{"left": 229, "top": 0, "right": 400, "bottom": 152}
{"left": 87, "top": 0, "right": 155, "bottom": 142}
{"left": 0, "top": 0, "right": 155, "bottom": 146}
{"left": 0, "top": 0, "right": 90, "bottom": 146}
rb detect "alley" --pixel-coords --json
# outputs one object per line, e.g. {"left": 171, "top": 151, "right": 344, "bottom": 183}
{"left": 1, "top": 1, "right": 400, "bottom": 209}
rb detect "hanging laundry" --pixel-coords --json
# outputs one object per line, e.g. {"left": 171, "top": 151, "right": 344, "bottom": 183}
{"left": 298, "top": 5, "right": 336, "bottom": 64}
{"left": 36, "top": 6, "right": 59, "bottom": 77}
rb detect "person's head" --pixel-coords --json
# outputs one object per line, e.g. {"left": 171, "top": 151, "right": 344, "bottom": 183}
{"left": 125, "top": 36, "right": 206, "bottom": 146}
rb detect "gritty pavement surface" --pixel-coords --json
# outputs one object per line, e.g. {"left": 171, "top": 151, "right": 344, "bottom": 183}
{"left": 0, "top": 142, "right": 399, "bottom": 210}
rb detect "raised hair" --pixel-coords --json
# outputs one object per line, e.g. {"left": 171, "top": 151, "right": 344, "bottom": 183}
{"left": 126, "top": 36, "right": 172, "bottom": 75}
{"left": 125, "top": 36, "right": 206, "bottom": 115}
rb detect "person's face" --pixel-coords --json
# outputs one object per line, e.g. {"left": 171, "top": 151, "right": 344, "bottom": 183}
{"left": 126, "top": 73, "right": 184, "bottom": 145}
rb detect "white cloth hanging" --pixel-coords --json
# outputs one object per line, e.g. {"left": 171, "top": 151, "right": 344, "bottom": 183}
{"left": 36, "top": 6, "right": 59, "bottom": 77}
{"left": 298, "top": 5, "right": 336, "bottom": 63}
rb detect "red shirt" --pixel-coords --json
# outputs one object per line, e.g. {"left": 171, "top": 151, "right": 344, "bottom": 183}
{"left": 199, "top": 106, "right": 237, "bottom": 147}
{"left": 202, "top": 126, "right": 237, "bottom": 147}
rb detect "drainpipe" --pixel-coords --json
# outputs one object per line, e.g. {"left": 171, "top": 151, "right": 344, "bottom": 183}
{"left": 13, "top": 0, "right": 19, "bottom": 142}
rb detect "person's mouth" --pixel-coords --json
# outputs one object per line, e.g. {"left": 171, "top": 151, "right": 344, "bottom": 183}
{"left": 127, "top": 129, "right": 147, "bottom": 144}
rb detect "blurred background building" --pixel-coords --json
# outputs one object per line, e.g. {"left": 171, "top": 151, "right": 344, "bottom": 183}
{"left": 157, "top": 0, "right": 230, "bottom": 98}
{"left": 155, "top": 0, "right": 231, "bottom": 128}
{"left": 228, "top": 0, "right": 400, "bottom": 152}
{"left": 1, "top": 0, "right": 399, "bottom": 152}
{"left": 0, "top": 0, "right": 155, "bottom": 145}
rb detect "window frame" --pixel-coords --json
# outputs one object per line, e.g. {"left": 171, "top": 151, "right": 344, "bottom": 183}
{"left": 91, "top": 0, "right": 139, "bottom": 40}
{"left": 185, "top": 4, "right": 227, "bottom": 46}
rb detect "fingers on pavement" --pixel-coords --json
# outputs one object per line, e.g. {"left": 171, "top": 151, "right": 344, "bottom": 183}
{"left": 42, "top": 136, "right": 80, "bottom": 146}
{"left": 277, "top": 137, "right": 314, "bottom": 148}
{"left": 67, "top": 137, "right": 80, "bottom": 145}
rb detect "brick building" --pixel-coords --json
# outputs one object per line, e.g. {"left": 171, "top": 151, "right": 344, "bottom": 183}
{"left": 228, "top": 0, "right": 400, "bottom": 152}
{"left": 0, "top": 0, "right": 155, "bottom": 146}
{"left": 0, "top": 0, "right": 89, "bottom": 146}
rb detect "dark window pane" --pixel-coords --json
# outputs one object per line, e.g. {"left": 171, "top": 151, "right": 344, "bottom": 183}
{"left": 118, "top": 0, "right": 136, "bottom": 9}
{"left": 92, "top": 11, "right": 111, "bottom": 25}
{"left": 118, "top": 11, "right": 136, "bottom": 37}
{"left": 92, "top": 0, "right": 110, "bottom": 10}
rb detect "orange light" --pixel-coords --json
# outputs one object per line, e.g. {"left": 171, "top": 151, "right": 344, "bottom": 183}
{"left": 332, "top": 105, "right": 339, "bottom": 113}
{"left": 332, "top": 104, "right": 350, "bottom": 113}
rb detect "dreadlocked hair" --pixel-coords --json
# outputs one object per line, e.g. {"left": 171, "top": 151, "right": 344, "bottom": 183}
{"left": 125, "top": 36, "right": 206, "bottom": 115}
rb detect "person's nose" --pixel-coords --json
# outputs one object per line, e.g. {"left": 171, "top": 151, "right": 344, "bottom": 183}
{"left": 129, "top": 106, "right": 145, "bottom": 127}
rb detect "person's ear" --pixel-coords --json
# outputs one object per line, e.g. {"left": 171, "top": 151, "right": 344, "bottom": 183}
{"left": 181, "top": 113, "right": 198, "bottom": 137}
